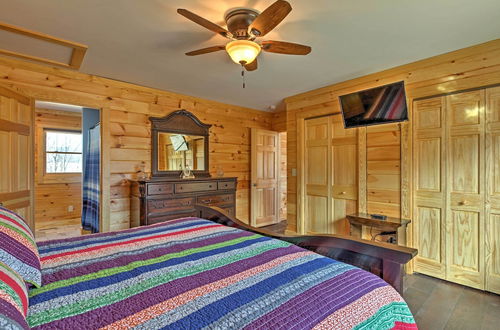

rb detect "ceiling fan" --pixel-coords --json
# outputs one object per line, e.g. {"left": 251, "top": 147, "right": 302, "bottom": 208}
{"left": 177, "top": 0, "right": 311, "bottom": 72}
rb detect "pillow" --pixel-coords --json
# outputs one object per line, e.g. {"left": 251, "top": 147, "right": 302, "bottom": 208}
{"left": 0, "top": 262, "right": 29, "bottom": 330}
{"left": 0, "top": 206, "right": 41, "bottom": 287}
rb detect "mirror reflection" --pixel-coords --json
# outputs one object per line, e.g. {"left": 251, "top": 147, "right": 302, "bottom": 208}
{"left": 157, "top": 133, "right": 205, "bottom": 171}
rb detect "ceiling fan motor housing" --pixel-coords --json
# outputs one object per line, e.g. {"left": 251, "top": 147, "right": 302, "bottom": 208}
{"left": 224, "top": 8, "right": 259, "bottom": 39}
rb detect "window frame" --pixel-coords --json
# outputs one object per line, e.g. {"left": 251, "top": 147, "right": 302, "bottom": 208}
{"left": 43, "top": 128, "right": 83, "bottom": 175}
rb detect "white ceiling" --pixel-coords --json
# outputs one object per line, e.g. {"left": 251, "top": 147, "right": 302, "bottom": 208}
{"left": 1, "top": 0, "right": 499, "bottom": 111}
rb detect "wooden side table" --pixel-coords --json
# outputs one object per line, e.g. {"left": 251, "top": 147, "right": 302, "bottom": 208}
{"left": 346, "top": 213, "right": 411, "bottom": 246}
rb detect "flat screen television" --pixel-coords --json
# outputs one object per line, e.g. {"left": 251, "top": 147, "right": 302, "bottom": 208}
{"left": 169, "top": 134, "right": 188, "bottom": 151}
{"left": 339, "top": 81, "right": 408, "bottom": 128}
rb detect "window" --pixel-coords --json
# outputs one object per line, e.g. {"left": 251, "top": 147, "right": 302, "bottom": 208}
{"left": 45, "top": 130, "right": 82, "bottom": 173}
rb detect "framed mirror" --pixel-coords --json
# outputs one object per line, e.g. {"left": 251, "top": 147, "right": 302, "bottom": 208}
{"left": 150, "top": 110, "right": 211, "bottom": 178}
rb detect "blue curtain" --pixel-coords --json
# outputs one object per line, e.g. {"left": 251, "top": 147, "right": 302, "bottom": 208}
{"left": 82, "top": 123, "right": 100, "bottom": 233}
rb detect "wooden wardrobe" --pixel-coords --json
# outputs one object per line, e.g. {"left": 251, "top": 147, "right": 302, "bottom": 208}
{"left": 413, "top": 86, "right": 500, "bottom": 294}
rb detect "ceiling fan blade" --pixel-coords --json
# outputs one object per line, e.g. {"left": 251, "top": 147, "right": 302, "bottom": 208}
{"left": 185, "top": 46, "right": 226, "bottom": 56}
{"left": 249, "top": 0, "right": 292, "bottom": 37}
{"left": 261, "top": 40, "right": 311, "bottom": 55}
{"left": 177, "top": 9, "right": 231, "bottom": 38}
{"left": 245, "top": 59, "right": 258, "bottom": 71}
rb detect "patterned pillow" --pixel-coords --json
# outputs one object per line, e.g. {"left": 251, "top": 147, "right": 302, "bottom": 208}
{"left": 0, "top": 262, "right": 29, "bottom": 330}
{"left": 0, "top": 206, "right": 41, "bottom": 287}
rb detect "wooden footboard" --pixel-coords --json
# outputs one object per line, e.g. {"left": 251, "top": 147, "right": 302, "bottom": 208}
{"left": 196, "top": 205, "right": 417, "bottom": 293}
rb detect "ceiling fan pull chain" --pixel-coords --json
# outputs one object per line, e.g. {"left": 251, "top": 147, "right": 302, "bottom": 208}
{"left": 241, "top": 64, "right": 246, "bottom": 88}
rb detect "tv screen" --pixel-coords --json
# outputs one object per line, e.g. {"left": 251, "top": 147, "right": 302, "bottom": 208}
{"left": 339, "top": 81, "right": 408, "bottom": 128}
{"left": 169, "top": 134, "right": 188, "bottom": 151}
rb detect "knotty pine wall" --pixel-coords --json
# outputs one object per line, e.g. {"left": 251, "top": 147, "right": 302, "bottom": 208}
{"left": 0, "top": 56, "right": 273, "bottom": 231}
{"left": 284, "top": 39, "right": 500, "bottom": 234}
{"left": 34, "top": 108, "right": 82, "bottom": 224}
{"left": 279, "top": 132, "right": 287, "bottom": 221}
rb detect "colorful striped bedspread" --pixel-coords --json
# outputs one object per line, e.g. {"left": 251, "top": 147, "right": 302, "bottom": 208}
{"left": 28, "top": 218, "right": 417, "bottom": 329}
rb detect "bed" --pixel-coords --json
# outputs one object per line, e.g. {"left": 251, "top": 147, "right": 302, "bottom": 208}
{"left": 20, "top": 206, "right": 417, "bottom": 329}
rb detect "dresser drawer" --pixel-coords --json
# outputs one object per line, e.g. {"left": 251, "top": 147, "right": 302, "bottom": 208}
{"left": 147, "top": 183, "right": 174, "bottom": 195}
{"left": 175, "top": 182, "right": 217, "bottom": 193}
{"left": 197, "top": 194, "right": 234, "bottom": 206}
{"left": 218, "top": 181, "right": 236, "bottom": 190}
{"left": 148, "top": 211, "right": 199, "bottom": 225}
{"left": 147, "top": 197, "right": 195, "bottom": 215}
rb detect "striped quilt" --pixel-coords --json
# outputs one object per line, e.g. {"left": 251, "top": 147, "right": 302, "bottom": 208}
{"left": 27, "top": 218, "right": 417, "bottom": 329}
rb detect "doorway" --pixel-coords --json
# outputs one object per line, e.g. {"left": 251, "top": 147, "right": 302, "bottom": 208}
{"left": 33, "top": 101, "right": 100, "bottom": 241}
{"left": 250, "top": 128, "right": 287, "bottom": 229}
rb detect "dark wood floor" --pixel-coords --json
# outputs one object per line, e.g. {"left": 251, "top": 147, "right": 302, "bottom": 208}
{"left": 261, "top": 221, "right": 500, "bottom": 330}
{"left": 403, "top": 273, "right": 499, "bottom": 330}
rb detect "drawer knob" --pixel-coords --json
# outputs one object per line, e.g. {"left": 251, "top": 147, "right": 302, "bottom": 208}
{"left": 459, "top": 200, "right": 467, "bottom": 205}
{"left": 340, "top": 191, "right": 346, "bottom": 195}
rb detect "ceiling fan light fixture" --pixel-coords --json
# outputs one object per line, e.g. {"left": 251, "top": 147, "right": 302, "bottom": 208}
{"left": 225, "top": 40, "right": 261, "bottom": 65}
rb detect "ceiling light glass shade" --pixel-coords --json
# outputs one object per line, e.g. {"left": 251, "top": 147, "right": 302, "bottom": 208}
{"left": 226, "top": 40, "right": 261, "bottom": 65}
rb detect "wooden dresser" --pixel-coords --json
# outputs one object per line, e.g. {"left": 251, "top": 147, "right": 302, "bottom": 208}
{"left": 130, "top": 177, "right": 237, "bottom": 226}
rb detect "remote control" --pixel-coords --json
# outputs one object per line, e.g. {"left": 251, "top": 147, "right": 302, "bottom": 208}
{"left": 370, "top": 214, "right": 387, "bottom": 220}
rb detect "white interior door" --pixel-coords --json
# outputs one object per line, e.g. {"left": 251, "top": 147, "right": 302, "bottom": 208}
{"left": 251, "top": 128, "right": 280, "bottom": 227}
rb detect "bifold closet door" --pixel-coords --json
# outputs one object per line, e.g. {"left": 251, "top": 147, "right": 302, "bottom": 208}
{"left": 305, "top": 116, "right": 331, "bottom": 233}
{"left": 485, "top": 86, "right": 500, "bottom": 294}
{"left": 304, "top": 115, "right": 358, "bottom": 235}
{"left": 413, "top": 97, "right": 447, "bottom": 279}
{"left": 330, "top": 115, "right": 357, "bottom": 235}
{"left": 446, "top": 90, "right": 485, "bottom": 290}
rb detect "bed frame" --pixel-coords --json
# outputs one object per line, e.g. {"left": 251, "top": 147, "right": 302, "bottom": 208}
{"left": 196, "top": 205, "right": 417, "bottom": 293}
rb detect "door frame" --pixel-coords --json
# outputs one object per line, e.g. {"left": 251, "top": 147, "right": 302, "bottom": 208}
{"left": 30, "top": 96, "right": 110, "bottom": 233}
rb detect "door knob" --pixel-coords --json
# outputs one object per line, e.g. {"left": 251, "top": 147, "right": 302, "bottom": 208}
{"left": 252, "top": 183, "right": 257, "bottom": 187}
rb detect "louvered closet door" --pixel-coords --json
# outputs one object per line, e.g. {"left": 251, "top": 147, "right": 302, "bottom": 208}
{"left": 413, "top": 97, "right": 447, "bottom": 279}
{"left": 485, "top": 86, "right": 500, "bottom": 294}
{"left": 446, "top": 90, "right": 485, "bottom": 290}
{"left": 331, "top": 114, "right": 357, "bottom": 235}
{"left": 305, "top": 116, "right": 331, "bottom": 233}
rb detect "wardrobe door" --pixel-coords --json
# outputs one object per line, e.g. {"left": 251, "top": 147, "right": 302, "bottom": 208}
{"left": 485, "top": 86, "right": 500, "bottom": 294}
{"left": 446, "top": 90, "right": 485, "bottom": 290}
{"left": 305, "top": 116, "right": 331, "bottom": 233}
{"left": 331, "top": 114, "right": 357, "bottom": 235}
{"left": 413, "top": 97, "right": 447, "bottom": 278}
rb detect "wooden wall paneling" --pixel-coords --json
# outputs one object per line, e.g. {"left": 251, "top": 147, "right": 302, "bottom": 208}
{"left": 0, "top": 56, "right": 273, "bottom": 229}
{"left": 279, "top": 132, "right": 287, "bottom": 221}
{"left": 445, "top": 90, "right": 485, "bottom": 289}
{"left": 357, "top": 127, "right": 367, "bottom": 213}
{"left": 485, "top": 86, "right": 500, "bottom": 294}
{"left": 295, "top": 116, "right": 305, "bottom": 233}
{"left": 412, "top": 96, "right": 447, "bottom": 278}
{"left": 103, "top": 106, "right": 118, "bottom": 232}
{"left": 366, "top": 123, "right": 401, "bottom": 218}
{"left": 0, "top": 85, "right": 33, "bottom": 229}
{"left": 284, "top": 39, "right": 500, "bottom": 235}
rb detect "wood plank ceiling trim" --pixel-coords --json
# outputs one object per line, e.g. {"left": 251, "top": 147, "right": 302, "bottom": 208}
{"left": 0, "top": 21, "right": 88, "bottom": 70}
